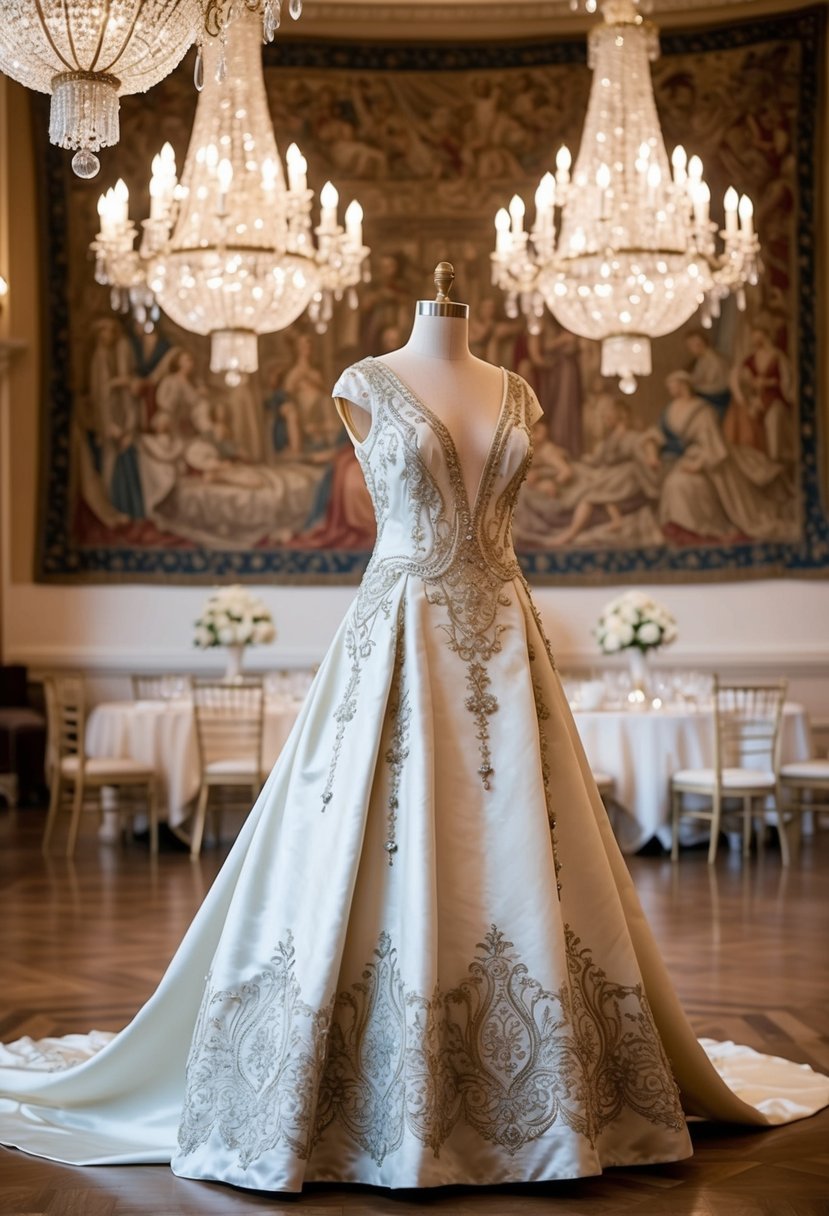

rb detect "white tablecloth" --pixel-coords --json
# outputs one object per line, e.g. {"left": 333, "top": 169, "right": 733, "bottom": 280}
{"left": 86, "top": 698, "right": 302, "bottom": 828}
{"left": 572, "top": 703, "right": 812, "bottom": 853}
{"left": 87, "top": 696, "right": 812, "bottom": 849}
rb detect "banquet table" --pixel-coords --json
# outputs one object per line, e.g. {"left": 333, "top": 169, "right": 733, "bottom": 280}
{"left": 85, "top": 696, "right": 303, "bottom": 828}
{"left": 86, "top": 695, "right": 812, "bottom": 852}
{"left": 572, "top": 702, "right": 812, "bottom": 853}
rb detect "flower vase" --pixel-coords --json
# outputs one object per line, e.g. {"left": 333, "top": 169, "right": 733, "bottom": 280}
{"left": 224, "top": 643, "right": 245, "bottom": 682}
{"left": 626, "top": 647, "right": 650, "bottom": 700}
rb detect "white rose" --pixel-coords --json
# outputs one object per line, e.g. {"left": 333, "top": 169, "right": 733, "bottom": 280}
{"left": 602, "top": 631, "right": 622, "bottom": 653}
{"left": 254, "top": 621, "right": 275, "bottom": 644}
{"left": 637, "top": 621, "right": 661, "bottom": 646}
{"left": 194, "top": 625, "right": 212, "bottom": 648}
{"left": 218, "top": 625, "right": 235, "bottom": 645}
{"left": 616, "top": 622, "right": 634, "bottom": 647}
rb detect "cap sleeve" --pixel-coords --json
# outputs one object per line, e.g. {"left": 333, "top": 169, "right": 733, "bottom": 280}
{"left": 524, "top": 381, "right": 544, "bottom": 426}
{"left": 332, "top": 361, "right": 372, "bottom": 413}
{"left": 331, "top": 360, "right": 373, "bottom": 446}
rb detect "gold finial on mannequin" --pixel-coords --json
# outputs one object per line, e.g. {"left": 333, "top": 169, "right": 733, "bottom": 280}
{"left": 434, "top": 261, "right": 455, "bottom": 302}
{"left": 416, "top": 259, "right": 469, "bottom": 319}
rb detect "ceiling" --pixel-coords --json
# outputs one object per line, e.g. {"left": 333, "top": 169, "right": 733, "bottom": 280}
{"left": 284, "top": 0, "right": 810, "bottom": 40}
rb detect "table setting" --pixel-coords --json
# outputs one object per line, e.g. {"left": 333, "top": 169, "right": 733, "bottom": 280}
{"left": 561, "top": 591, "right": 811, "bottom": 852}
{"left": 86, "top": 587, "right": 812, "bottom": 853}
{"left": 87, "top": 587, "right": 311, "bottom": 831}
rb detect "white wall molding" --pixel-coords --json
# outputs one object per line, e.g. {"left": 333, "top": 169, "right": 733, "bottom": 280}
{"left": 558, "top": 648, "right": 829, "bottom": 675}
{"left": 9, "top": 643, "right": 325, "bottom": 674}
{"left": 10, "top": 641, "right": 829, "bottom": 678}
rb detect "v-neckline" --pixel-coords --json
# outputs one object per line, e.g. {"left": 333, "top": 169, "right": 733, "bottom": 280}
{"left": 371, "top": 357, "right": 510, "bottom": 522}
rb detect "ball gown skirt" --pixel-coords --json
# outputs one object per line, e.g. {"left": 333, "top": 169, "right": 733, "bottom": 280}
{"left": 0, "top": 358, "right": 826, "bottom": 1192}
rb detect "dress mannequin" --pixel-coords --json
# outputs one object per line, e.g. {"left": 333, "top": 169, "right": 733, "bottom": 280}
{"left": 338, "top": 263, "right": 506, "bottom": 506}
{"left": 1, "top": 264, "right": 828, "bottom": 1191}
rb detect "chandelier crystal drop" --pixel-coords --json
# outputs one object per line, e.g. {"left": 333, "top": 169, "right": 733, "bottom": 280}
{"left": 200, "top": 0, "right": 303, "bottom": 42}
{"left": 92, "top": 6, "right": 368, "bottom": 382}
{"left": 0, "top": 1, "right": 201, "bottom": 178}
{"left": 490, "top": 0, "right": 760, "bottom": 393}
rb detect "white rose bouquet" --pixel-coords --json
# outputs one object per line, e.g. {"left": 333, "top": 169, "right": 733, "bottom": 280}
{"left": 596, "top": 590, "right": 677, "bottom": 655}
{"left": 193, "top": 585, "right": 276, "bottom": 649}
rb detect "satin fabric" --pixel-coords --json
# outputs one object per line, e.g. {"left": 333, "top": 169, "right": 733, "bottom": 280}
{"left": 1, "top": 358, "right": 826, "bottom": 1192}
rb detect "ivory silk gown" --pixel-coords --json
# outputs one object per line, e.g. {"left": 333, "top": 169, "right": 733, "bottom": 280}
{"left": 0, "top": 358, "right": 826, "bottom": 1192}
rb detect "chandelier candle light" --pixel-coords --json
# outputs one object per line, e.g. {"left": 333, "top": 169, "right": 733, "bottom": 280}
{"left": 92, "top": 7, "right": 368, "bottom": 381}
{"left": 491, "top": 0, "right": 760, "bottom": 393}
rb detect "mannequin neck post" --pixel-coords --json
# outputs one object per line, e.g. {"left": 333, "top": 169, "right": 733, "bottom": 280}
{"left": 404, "top": 310, "right": 471, "bottom": 361}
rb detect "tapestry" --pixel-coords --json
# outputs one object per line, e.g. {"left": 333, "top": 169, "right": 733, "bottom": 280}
{"left": 36, "top": 9, "right": 828, "bottom": 583}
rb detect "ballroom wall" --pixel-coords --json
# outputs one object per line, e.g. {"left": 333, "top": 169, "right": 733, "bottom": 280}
{"left": 1, "top": 15, "right": 828, "bottom": 715}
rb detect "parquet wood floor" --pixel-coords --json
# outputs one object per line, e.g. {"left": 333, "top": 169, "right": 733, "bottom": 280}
{"left": 0, "top": 807, "right": 827, "bottom": 1216}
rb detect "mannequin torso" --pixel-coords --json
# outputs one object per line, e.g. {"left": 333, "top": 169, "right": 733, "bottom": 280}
{"left": 337, "top": 311, "right": 506, "bottom": 509}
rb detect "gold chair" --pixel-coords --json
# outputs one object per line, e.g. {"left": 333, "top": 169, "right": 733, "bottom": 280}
{"left": 671, "top": 678, "right": 787, "bottom": 865}
{"left": 42, "top": 675, "right": 159, "bottom": 857}
{"left": 777, "top": 757, "right": 829, "bottom": 860}
{"left": 190, "top": 678, "right": 265, "bottom": 858}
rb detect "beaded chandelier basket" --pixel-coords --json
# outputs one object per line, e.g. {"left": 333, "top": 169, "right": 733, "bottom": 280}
{"left": 0, "top": 1, "right": 201, "bottom": 178}
{"left": 0, "top": 1, "right": 306, "bottom": 178}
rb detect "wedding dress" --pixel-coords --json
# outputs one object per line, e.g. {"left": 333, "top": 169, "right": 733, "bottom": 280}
{"left": 1, "top": 357, "right": 826, "bottom": 1192}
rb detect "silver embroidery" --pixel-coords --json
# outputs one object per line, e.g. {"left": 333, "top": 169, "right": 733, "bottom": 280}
{"left": 465, "top": 661, "right": 497, "bottom": 790}
{"left": 366, "top": 359, "right": 524, "bottom": 786}
{"left": 383, "top": 602, "right": 410, "bottom": 862}
{"left": 522, "top": 598, "right": 561, "bottom": 894}
{"left": 321, "top": 579, "right": 395, "bottom": 809}
{"left": 177, "top": 932, "right": 332, "bottom": 1166}
{"left": 322, "top": 360, "right": 553, "bottom": 812}
{"left": 178, "top": 925, "right": 685, "bottom": 1169}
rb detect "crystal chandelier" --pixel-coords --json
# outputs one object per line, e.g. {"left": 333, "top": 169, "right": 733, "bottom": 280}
{"left": 92, "top": 6, "right": 368, "bottom": 383}
{"left": 0, "top": 1, "right": 307, "bottom": 179}
{"left": 0, "top": 1, "right": 201, "bottom": 178}
{"left": 491, "top": 0, "right": 760, "bottom": 393}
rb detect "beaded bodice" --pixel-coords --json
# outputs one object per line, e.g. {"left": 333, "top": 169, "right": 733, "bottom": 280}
{"left": 334, "top": 356, "right": 538, "bottom": 594}
{"left": 327, "top": 356, "right": 547, "bottom": 815}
